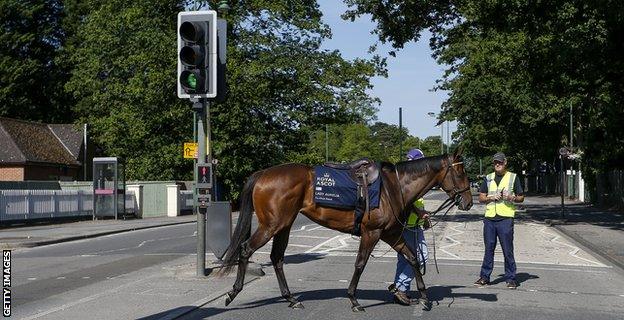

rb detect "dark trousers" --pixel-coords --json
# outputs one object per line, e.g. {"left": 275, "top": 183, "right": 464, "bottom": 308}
{"left": 479, "top": 218, "right": 516, "bottom": 282}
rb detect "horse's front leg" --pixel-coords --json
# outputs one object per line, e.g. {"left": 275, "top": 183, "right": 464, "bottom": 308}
{"left": 347, "top": 228, "right": 381, "bottom": 312}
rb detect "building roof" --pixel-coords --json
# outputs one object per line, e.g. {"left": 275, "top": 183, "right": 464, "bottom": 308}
{"left": 0, "top": 117, "right": 82, "bottom": 166}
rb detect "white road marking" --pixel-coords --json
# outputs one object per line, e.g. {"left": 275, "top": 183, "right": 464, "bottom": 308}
{"left": 291, "top": 235, "right": 329, "bottom": 239}
{"left": 286, "top": 244, "right": 313, "bottom": 248}
{"left": 538, "top": 226, "right": 606, "bottom": 267}
{"left": 253, "top": 251, "right": 610, "bottom": 273}
{"left": 295, "top": 224, "right": 318, "bottom": 232}
{"left": 27, "top": 277, "right": 37, "bottom": 280}
{"left": 439, "top": 222, "right": 463, "bottom": 260}
{"left": 56, "top": 277, "right": 65, "bottom": 280}
{"left": 307, "top": 226, "right": 330, "bottom": 231}
{"left": 91, "top": 234, "right": 194, "bottom": 255}
{"left": 316, "top": 235, "right": 351, "bottom": 254}
{"left": 81, "top": 276, "right": 90, "bottom": 279}
{"left": 304, "top": 235, "right": 343, "bottom": 254}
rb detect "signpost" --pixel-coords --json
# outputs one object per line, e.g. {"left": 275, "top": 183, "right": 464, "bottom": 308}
{"left": 178, "top": 9, "right": 227, "bottom": 277}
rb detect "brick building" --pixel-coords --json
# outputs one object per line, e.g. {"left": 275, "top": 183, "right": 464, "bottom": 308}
{"left": 0, "top": 117, "right": 91, "bottom": 181}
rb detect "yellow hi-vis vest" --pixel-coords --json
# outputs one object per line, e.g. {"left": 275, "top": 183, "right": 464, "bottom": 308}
{"left": 407, "top": 198, "right": 425, "bottom": 227}
{"left": 485, "top": 171, "right": 517, "bottom": 218}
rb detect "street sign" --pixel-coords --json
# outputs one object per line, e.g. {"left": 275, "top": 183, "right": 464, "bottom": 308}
{"left": 184, "top": 142, "right": 198, "bottom": 159}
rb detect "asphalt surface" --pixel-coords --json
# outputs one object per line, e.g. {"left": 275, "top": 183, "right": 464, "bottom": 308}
{"left": 2, "top": 191, "right": 623, "bottom": 319}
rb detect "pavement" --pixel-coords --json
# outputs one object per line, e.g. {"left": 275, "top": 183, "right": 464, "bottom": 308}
{"left": 0, "top": 215, "right": 197, "bottom": 249}
{"left": 2, "top": 194, "right": 624, "bottom": 319}
{"left": 520, "top": 195, "right": 624, "bottom": 273}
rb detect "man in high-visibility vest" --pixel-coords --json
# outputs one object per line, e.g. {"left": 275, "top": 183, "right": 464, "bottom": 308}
{"left": 474, "top": 152, "right": 524, "bottom": 289}
{"left": 388, "top": 148, "right": 430, "bottom": 305}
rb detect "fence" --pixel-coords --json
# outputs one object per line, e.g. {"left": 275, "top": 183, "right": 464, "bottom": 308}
{"left": 0, "top": 190, "right": 136, "bottom": 223}
{"left": 595, "top": 170, "right": 624, "bottom": 208}
{"left": 523, "top": 171, "right": 585, "bottom": 200}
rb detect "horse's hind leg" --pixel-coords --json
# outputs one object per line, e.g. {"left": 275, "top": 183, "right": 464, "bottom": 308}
{"left": 225, "top": 225, "right": 274, "bottom": 306}
{"left": 347, "top": 228, "right": 382, "bottom": 312}
{"left": 271, "top": 228, "right": 303, "bottom": 309}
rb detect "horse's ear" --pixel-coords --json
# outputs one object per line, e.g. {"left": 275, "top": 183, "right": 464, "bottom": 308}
{"left": 453, "top": 146, "right": 464, "bottom": 160}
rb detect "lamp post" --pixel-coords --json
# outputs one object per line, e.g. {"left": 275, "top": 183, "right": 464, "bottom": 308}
{"left": 427, "top": 112, "right": 444, "bottom": 155}
{"left": 325, "top": 124, "right": 329, "bottom": 162}
{"left": 399, "top": 107, "right": 403, "bottom": 159}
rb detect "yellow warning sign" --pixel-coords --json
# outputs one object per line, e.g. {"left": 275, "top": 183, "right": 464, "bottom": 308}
{"left": 183, "top": 142, "right": 198, "bottom": 159}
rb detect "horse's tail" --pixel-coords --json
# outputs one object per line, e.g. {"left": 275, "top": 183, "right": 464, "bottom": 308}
{"left": 218, "top": 170, "right": 263, "bottom": 276}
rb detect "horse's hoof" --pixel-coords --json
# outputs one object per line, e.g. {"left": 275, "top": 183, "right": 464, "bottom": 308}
{"left": 225, "top": 292, "right": 234, "bottom": 306}
{"left": 351, "top": 305, "right": 365, "bottom": 312}
{"left": 289, "top": 301, "right": 304, "bottom": 309}
{"left": 419, "top": 298, "right": 432, "bottom": 311}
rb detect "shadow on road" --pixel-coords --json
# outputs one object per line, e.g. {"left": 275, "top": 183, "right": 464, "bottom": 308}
{"left": 141, "top": 286, "right": 499, "bottom": 319}
{"left": 490, "top": 272, "right": 540, "bottom": 286}
{"left": 426, "top": 285, "right": 498, "bottom": 307}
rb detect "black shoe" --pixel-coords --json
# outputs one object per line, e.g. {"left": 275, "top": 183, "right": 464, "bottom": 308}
{"left": 506, "top": 280, "right": 518, "bottom": 289}
{"left": 473, "top": 277, "right": 489, "bottom": 287}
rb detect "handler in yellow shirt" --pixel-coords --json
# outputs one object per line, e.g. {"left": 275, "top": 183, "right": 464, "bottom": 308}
{"left": 388, "top": 149, "right": 430, "bottom": 305}
{"left": 474, "top": 152, "right": 524, "bottom": 289}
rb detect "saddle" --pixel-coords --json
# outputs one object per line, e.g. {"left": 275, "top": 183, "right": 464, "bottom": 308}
{"left": 323, "top": 158, "right": 379, "bottom": 236}
{"left": 324, "top": 158, "right": 379, "bottom": 186}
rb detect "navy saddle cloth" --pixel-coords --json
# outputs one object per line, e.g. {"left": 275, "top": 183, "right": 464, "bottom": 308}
{"left": 313, "top": 165, "right": 381, "bottom": 209}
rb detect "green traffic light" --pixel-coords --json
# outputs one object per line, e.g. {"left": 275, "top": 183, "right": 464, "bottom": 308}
{"left": 185, "top": 73, "right": 197, "bottom": 89}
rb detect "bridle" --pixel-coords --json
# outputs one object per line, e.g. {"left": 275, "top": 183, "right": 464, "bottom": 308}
{"left": 388, "top": 157, "right": 470, "bottom": 229}
{"left": 436, "top": 160, "right": 471, "bottom": 211}
{"left": 375, "top": 157, "right": 471, "bottom": 269}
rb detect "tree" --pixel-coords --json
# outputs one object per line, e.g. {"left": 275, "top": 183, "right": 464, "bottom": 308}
{"left": 0, "top": 0, "right": 71, "bottom": 122}
{"left": 343, "top": 0, "right": 624, "bottom": 190}
{"left": 207, "top": 0, "right": 384, "bottom": 198}
{"left": 63, "top": 0, "right": 190, "bottom": 180}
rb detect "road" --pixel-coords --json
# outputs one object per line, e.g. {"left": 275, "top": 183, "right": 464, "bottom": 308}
{"left": 180, "top": 192, "right": 624, "bottom": 320}
{"left": 7, "top": 191, "right": 624, "bottom": 319}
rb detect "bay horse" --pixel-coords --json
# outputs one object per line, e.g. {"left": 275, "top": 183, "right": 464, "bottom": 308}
{"left": 220, "top": 148, "right": 472, "bottom": 312}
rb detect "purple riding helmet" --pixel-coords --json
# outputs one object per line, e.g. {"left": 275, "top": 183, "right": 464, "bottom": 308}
{"left": 406, "top": 148, "right": 425, "bottom": 161}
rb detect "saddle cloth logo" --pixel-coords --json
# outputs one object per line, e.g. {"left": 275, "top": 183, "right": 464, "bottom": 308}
{"left": 315, "top": 172, "right": 336, "bottom": 188}
{"left": 313, "top": 166, "right": 381, "bottom": 209}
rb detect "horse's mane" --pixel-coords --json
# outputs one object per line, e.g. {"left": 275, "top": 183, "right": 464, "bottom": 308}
{"left": 387, "top": 154, "right": 446, "bottom": 175}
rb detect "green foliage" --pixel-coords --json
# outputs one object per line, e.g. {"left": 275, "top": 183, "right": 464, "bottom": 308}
{"left": 0, "top": 0, "right": 71, "bottom": 122}
{"left": 303, "top": 121, "right": 446, "bottom": 165}
{"left": 344, "top": 0, "right": 624, "bottom": 190}
{"left": 63, "top": 0, "right": 191, "bottom": 180}
{"left": 0, "top": 0, "right": 384, "bottom": 200}
{"left": 206, "top": 0, "right": 384, "bottom": 198}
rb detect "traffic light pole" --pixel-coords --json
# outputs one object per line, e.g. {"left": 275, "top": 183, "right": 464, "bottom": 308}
{"left": 194, "top": 98, "right": 207, "bottom": 277}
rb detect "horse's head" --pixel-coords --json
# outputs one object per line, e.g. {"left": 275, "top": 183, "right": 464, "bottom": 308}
{"left": 438, "top": 148, "right": 473, "bottom": 211}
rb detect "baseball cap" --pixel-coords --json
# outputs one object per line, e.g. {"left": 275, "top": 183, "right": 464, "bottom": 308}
{"left": 406, "top": 148, "right": 425, "bottom": 161}
{"left": 493, "top": 152, "right": 506, "bottom": 162}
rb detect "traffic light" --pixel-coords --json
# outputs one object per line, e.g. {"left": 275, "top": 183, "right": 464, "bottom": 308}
{"left": 177, "top": 11, "right": 217, "bottom": 99}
